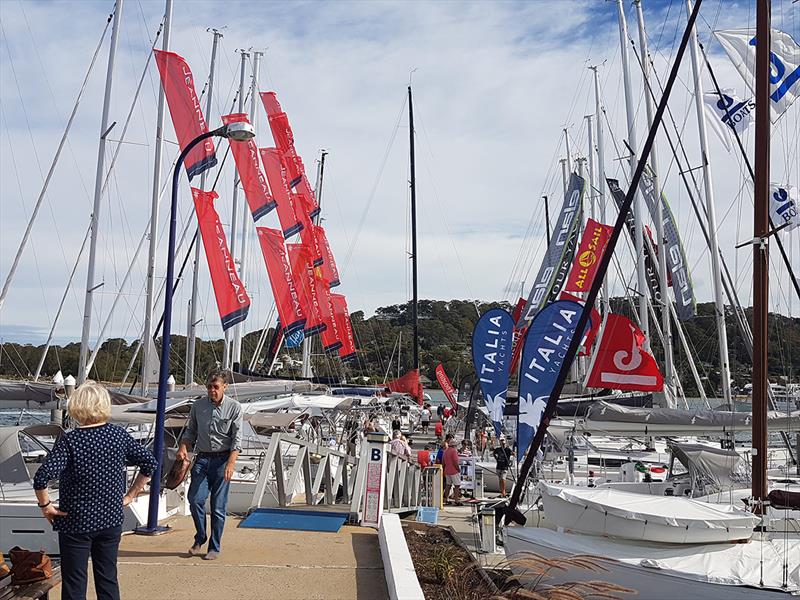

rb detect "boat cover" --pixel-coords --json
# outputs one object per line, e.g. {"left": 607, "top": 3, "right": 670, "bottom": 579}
{"left": 539, "top": 482, "right": 761, "bottom": 530}
{"left": 668, "top": 441, "right": 750, "bottom": 491}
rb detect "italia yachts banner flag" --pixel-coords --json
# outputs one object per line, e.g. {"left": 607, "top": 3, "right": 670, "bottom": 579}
{"left": 587, "top": 313, "right": 663, "bottom": 392}
{"left": 472, "top": 308, "right": 514, "bottom": 435}
{"left": 559, "top": 291, "right": 601, "bottom": 356}
{"left": 315, "top": 225, "right": 341, "bottom": 287}
{"left": 435, "top": 364, "right": 458, "bottom": 410}
{"left": 715, "top": 29, "right": 800, "bottom": 121}
{"left": 221, "top": 113, "right": 276, "bottom": 220}
{"left": 255, "top": 227, "right": 306, "bottom": 337}
{"left": 517, "top": 300, "right": 587, "bottom": 457}
{"left": 331, "top": 293, "right": 357, "bottom": 361}
{"left": 564, "top": 219, "right": 613, "bottom": 293}
{"left": 637, "top": 172, "right": 696, "bottom": 320}
{"left": 287, "top": 243, "right": 326, "bottom": 335}
{"left": 517, "top": 172, "right": 584, "bottom": 328}
{"left": 702, "top": 89, "right": 754, "bottom": 150}
{"left": 771, "top": 183, "right": 799, "bottom": 231}
{"left": 192, "top": 188, "right": 250, "bottom": 330}
{"left": 261, "top": 148, "right": 303, "bottom": 238}
{"left": 154, "top": 50, "right": 217, "bottom": 180}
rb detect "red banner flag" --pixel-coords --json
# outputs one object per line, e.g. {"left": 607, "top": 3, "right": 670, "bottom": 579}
{"left": 435, "top": 364, "right": 457, "bottom": 409}
{"left": 387, "top": 369, "right": 423, "bottom": 405}
{"left": 154, "top": 50, "right": 216, "bottom": 180}
{"left": 260, "top": 148, "right": 303, "bottom": 238}
{"left": 296, "top": 195, "right": 324, "bottom": 266}
{"left": 314, "top": 225, "right": 341, "bottom": 288}
{"left": 331, "top": 293, "right": 356, "bottom": 361}
{"left": 559, "top": 291, "right": 602, "bottom": 356}
{"left": 564, "top": 218, "right": 613, "bottom": 293}
{"left": 191, "top": 188, "right": 250, "bottom": 330}
{"left": 314, "top": 275, "right": 342, "bottom": 353}
{"left": 508, "top": 297, "right": 528, "bottom": 373}
{"left": 255, "top": 227, "right": 305, "bottom": 337}
{"left": 221, "top": 113, "right": 275, "bottom": 220}
{"left": 587, "top": 313, "right": 663, "bottom": 392}
{"left": 287, "top": 243, "right": 326, "bottom": 336}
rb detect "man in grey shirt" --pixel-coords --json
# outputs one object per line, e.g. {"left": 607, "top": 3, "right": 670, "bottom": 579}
{"left": 177, "top": 370, "right": 243, "bottom": 560}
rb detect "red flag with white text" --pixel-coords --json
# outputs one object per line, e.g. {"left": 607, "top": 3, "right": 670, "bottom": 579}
{"left": 287, "top": 243, "right": 326, "bottom": 336}
{"left": 191, "top": 188, "right": 250, "bottom": 330}
{"left": 312, "top": 272, "right": 342, "bottom": 353}
{"left": 564, "top": 218, "right": 613, "bottom": 293}
{"left": 587, "top": 313, "right": 663, "bottom": 392}
{"left": 255, "top": 228, "right": 306, "bottom": 337}
{"left": 261, "top": 147, "right": 303, "bottom": 238}
{"left": 314, "top": 225, "right": 341, "bottom": 288}
{"left": 331, "top": 293, "right": 357, "bottom": 361}
{"left": 221, "top": 113, "right": 275, "bottom": 220}
{"left": 154, "top": 50, "right": 216, "bottom": 180}
{"left": 509, "top": 297, "right": 528, "bottom": 373}
{"left": 435, "top": 364, "right": 457, "bottom": 410}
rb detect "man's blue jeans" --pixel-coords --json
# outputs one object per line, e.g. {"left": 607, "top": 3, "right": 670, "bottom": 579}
{"left": 188, "top": 455, "right": 231, "bottom": 553}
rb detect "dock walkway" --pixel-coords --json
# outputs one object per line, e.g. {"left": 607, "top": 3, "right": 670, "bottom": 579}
{"left": 52, "top": 515, "right": 388, "bottom": 600}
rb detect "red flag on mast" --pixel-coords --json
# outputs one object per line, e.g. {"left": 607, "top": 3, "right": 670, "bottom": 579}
{"left": 261, "top": 148, "right": 303, "bottom": 238}
{"left": 314, "top": 225, "right": 341, "bottom": 288}
{"left": 287, "top": 243, "right": 325, "bottom": 336}
{"left": 387, "top": 369, "right": 423, "bottom": 405}
{"left": 191, "top": 188, "right": 250, "bottom": 330}
{"left": 221, "top": 113, "right": 275, "bottom": 220}
{"left": 255, "top": 227, "right": 305, "bottom": 337}
{"left": 564, "top": 218, "right": 613, "bottom": 293}
{"left": 154, "top": 50, "right": 216, "bottom": 180}
{"left": 435, "top": 364, "right": 457, "bottom": 410}
{"left": 331, "top": 293, "right": 356, "bottom": 361}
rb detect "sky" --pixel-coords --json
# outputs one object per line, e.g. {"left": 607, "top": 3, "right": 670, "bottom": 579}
{"left": 0, "top": 0, "right": 798, "bottom": 358}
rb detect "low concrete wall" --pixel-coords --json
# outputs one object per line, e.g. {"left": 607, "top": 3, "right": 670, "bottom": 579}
{"left": 378, "top": 513, "right": 425, "bottom": 600}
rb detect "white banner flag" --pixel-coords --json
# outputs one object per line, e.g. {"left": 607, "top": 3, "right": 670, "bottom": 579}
{"left": 702, "top": 89, "right": 754, "bottom": 150}
{"left": 771, "top": 183, "right": 799, "bottom": 231}
{"left": 715, "top": 29, "right": 800, "bottom": 122}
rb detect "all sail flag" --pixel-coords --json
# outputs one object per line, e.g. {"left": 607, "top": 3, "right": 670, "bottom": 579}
{"left": 314, "top": 225, "right": 341, "bottom": 287}
{"left": 330, "top": 293, "right": 357, "bottom": 361}
{"left": 261, "top": 148, "right": 303, "bottom": 238}
{"left": 564, "top": 219, "right": 613, "bottom": 293}
{"left": 191, "top": 188, "right": 250, "bottom": 330}
{"left": 702, "top": 89, "right": 754, "bottom": 151}
{"left": 509, "top": 297, "right": 528, "bottom": 374}
{"left": 287, "top": 243, "right": 326, "bottom": 336}
{"left": 715, "top": 29, "right": 800, "bottom": 122}
{"left": 435, "top": 364, "right": 458, "bottom": 410}
{"left": 517, "top": 300, "right": 586, "bottom": 457}
{"left": 255, "top": 227, "right": 306, "bottom": 338}
{"left": 587, "top": 313, "right": 664, "bottom": 392}
{"left": 518, "top": 173, "right": 584, "bottom": 328}
{"left": 154, "top": 50, "right": 217, "bottom": 180}
{"left": 770, "top": 183, "right": 799, "bottom": 231}
{"left": 221, "top": 113, "right": 276, "bottom": 220}
{"left": 471, "top": 308, "right": 514, "bottom": 436}
{"left": 387, "top": 369, "right": 423, "bottom": 405}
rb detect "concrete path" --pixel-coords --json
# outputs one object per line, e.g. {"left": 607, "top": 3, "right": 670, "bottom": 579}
{"left": 52, "top": 515, "right": 388, "bottom": 600}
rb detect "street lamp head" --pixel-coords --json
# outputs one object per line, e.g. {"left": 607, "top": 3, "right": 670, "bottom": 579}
{"left": 222, "top": 121, "right": 256, "bottom": 142}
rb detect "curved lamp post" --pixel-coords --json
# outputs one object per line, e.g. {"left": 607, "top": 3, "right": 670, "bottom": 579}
{"left": 138, "top": 122, "right": 255, "bottom": 534}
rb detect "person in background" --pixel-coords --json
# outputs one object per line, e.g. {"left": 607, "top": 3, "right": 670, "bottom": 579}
{"left": 176, "top": 370, "right": 243, "bottom": 561}
{"left": 344, "top": 414, "right": 359, "bottom": 456}
{"left": 417, "top": 444, "right": 432, "bottom": 468}
{"left": 389, "top": 430, "right": 411, "bottom": 460}
{"left": 34, "top": 381, "right": 157, "bottom": 600}
{"left": 492, "top": 437, "right": 514, "bottom": 498}
{"left": 420, "top": 404, "right": 431, "bottom": 434}
{"left": 391, "top": 415, "right": 402, "bottom": 433}
{"left": 458, "top": 439, "right": 472, "bottom": 457}
{"left": 442, "top": 438, "right": 462, "bottom": 505}
{"left": 437, "top": 404, "right": 445, "bottom": 420}
{"left": 434, "top": 419, "right": 443, "bottom": 440}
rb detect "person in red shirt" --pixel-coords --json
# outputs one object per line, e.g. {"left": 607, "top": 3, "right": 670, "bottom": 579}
{"left": 417, "top": 445, "right": 431, "bottom": 468}
{"left": 441, "top": 438, "right": 462, "bottom": 505}
{"left": 434, "top": 420, "right": 443, "bottom": 439}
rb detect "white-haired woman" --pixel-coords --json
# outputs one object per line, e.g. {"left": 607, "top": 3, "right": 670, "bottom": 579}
{"left": 33, "top": 380, "right": 157, "bottom": 600}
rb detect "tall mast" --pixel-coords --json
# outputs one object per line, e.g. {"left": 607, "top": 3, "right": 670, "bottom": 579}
{"left": 616, "top": 0, "right": 649, "bottom": 349}
{"left": 590, "top": 65, "right": 610, "bottom": 316}
{"left": 563, "top": 128, "right": 573, "bottom": 175}
{"left": 634, "top": 0, "right": 675, "bottom": 401}
{"left": 686, "top": 0, "right": 732, "bottom": 407}
{"left": 230, "top": 51, "right": 252, "bottom": 367}
{"left": 751, "top": 0, "right": 769, "bottom": 514}
{"left": 78, "top": 0, "right": 124, "bottom": 383}
{"left": 585, "top": 115, "right": 596, "bottom": 220}
{"left": 140, "top": 0, "right": 172, "bottom": 394}
{"left": 408, "top": 85, "right": 419, "bottom": 373}
{"left": 185, "top": 28, "right": 222, "bottom": 384}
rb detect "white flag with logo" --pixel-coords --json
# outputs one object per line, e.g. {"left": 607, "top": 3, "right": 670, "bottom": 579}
{"left": 702, "top": 89, "right": 754, "bottom": 150}
{"left": 770, "top": 183, "right": 799, "bottom": 231}
{"left": 715, "top": 29, "right": 800, "bottom": 122}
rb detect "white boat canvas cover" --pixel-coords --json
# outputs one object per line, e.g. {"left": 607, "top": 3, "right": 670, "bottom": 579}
{"left": 668, "top": 441, "right": 750, "bottom": 491}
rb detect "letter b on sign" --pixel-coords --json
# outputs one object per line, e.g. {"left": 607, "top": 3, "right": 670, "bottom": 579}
{"left": 371, "top": 448, "right": 381, "bottom": 462}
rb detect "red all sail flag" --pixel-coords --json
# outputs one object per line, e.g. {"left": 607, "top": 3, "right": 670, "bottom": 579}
{"left": 560, "top": 291, "right": 601, "bottom": 356}
{"left": 261, "top": 148, "right": 303, "bottom": 238}
{"left": 255, "top": 227, "right": 305, "bottom": 337}
{"left": 287, "top": 243, "right": 326, "bottom": 336}
{"left": 387, "top": 369, "right": 423, "bottom": 406}
{"left": 587, "top": 313, "right": 663, "bottom": 392}
{"left": 435, "top": 364, "right": 457, "bottom": 410}
{"left": 154, "top": 50, "right": 216, "bottom": 180}
{"left": 260, "top": 92, "right": 320, "bottom": 218}
{"left": 221, "top": 113, "right": 275, "bottom": 220}
{"left": 331, "top": 293, "right": 356, "bottom": 361}
{"left": 314, "top": 225, "right": 340, "bottom": 287}
{"left": 564, "top": 218, "right": 613, "bottom": 293}
{"left": 191, "top": 188, "right": 250, "bottom": 330}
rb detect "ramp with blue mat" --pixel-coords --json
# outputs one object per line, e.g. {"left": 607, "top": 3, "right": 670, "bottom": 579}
{"left": 240, "top": 508, "right": 349, "bottom": 533}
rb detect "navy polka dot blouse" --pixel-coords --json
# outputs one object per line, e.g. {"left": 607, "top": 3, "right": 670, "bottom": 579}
{"left": 33, "top": 423, "right": 157, "bottom": 533}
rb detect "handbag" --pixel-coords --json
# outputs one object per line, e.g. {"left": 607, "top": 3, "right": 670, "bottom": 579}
{"left": 8, "top": 547, "right": 52, "bottom": 585}
{"left": 164, "top": 456, "right": 192, "bottom": 490}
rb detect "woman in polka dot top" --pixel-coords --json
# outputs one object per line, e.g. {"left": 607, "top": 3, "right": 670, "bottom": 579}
{"left": 33, "top": 380, "right": 157, "bottom": 600}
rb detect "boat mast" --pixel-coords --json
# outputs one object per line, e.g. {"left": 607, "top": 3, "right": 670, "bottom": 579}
{"left": 408, "top": 85, "right": 419, "bottom": 374}
{"left": 140, "top": 0, "right": 173, "bottom": 394}
{"left": 751, "top": 0, "right": 770, "bottom": 515}
{"left": 616, "top": 0, "right": 649, "bottom": 350}
{"left": 78, "top": 0, "right": 124, "bottom": 384}
{"left": 185, "top": 28, "right": 222, "bottom": 385}
{"left": 686, "top": 0, "right": 732, "bottom": 408}
{"left": 590, "top": 65, "right": 611, "bottom": 316}
{"left": 634, "top": 0, "right": 676, "bottom": 403}
{"left": 585, "top": 115, "right": 595, "bottom": 220}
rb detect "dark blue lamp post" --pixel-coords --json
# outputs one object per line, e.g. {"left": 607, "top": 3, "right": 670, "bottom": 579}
{"left": 137, "top": 121, "right": 255, "bottom": 534}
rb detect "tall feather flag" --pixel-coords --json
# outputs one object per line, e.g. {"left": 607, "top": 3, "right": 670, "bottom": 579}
{"left": 255, "top": 227, "right": 306, "bottom": 337}
{"left": 331, "top": 293, "right": 357, "bottom": 361}
{"left": 221, "top": 113, "right": 275, "bottom": 220}
{"left": 286, "top": 243, "right": 326, "bottom": 336}
{"left": 435, "top": 364, "right": 458, "bottom": 410}
{"left": 261, "top": 148, "right": 303, "bottom": 238}
{"left": 472, "top": 308, "right": 514, "bottom": 436}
